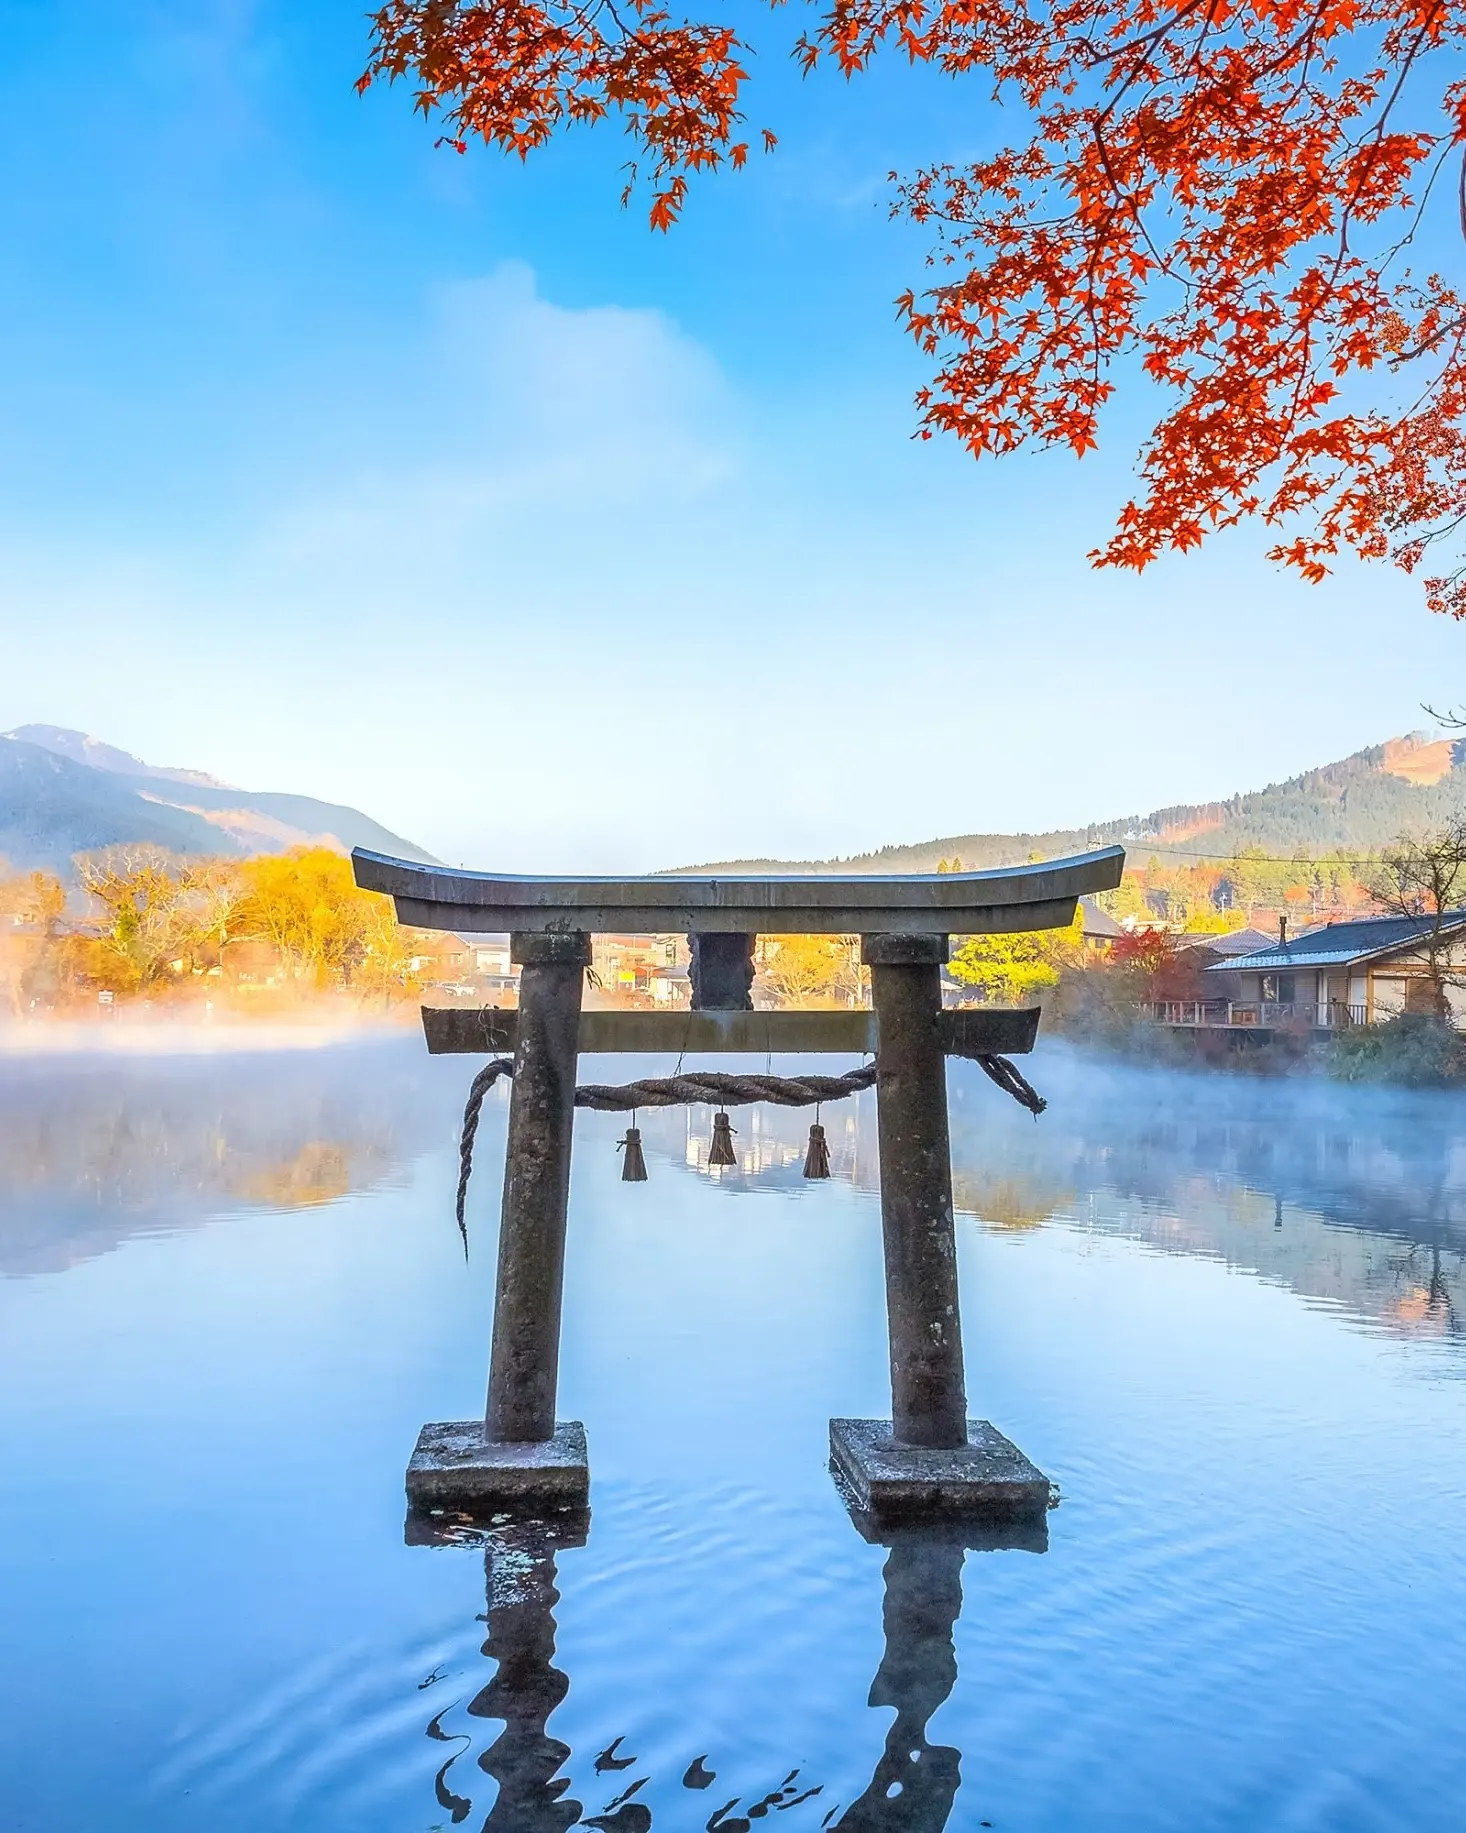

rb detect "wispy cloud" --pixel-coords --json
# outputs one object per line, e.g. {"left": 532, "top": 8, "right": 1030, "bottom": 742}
{"left": 256, "top": 262, "right": 739, "bottom": 595}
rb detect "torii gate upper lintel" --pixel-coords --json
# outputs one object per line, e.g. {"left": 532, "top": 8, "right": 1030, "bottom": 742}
{"left": 351, "top": 844, "right": 1125, "bottom": 1526}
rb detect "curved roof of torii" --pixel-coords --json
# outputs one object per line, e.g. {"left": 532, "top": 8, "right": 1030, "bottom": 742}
{"left": 351, "top": 844, "right": 1126, "bottom": 937}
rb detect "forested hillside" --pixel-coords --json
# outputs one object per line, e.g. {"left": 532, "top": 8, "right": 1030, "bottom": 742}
{"left": 694, "top": 736, "right": 1466, "bottom": 874}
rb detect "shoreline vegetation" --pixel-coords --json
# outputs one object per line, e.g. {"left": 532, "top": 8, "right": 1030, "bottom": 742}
{"left": 1056, "top": 994, "right": 1466, "bottom": 1089}
{"left": 1, "top": 846, "right": 434, "bottom": 1024}
{"left": 5, "top": 840, "right": 1464, "bottom": 1087}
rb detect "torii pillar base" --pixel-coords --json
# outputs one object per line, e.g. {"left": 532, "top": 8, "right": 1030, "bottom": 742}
{"left": 830, "top": 1419, "right": 1050, "bottom": 1525}
{"left": 405, "top": 1420, "right": 589, "bottom": 1518}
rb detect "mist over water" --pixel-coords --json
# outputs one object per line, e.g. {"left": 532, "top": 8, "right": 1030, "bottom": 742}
{"left": 2, "top": 1036, "right": 1465, "bottom": 1830}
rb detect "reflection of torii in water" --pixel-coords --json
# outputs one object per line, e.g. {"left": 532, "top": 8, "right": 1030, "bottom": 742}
{"left": 424, "top": 1513, "right": 1044, "bottom": 1832}
{"left": 834, "top": 1535, "right": 968, "bottom": 1831}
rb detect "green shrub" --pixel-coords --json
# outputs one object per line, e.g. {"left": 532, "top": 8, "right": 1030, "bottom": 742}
{"left": 1328, "top": 1014, "right": 1466, "bottom": 1087}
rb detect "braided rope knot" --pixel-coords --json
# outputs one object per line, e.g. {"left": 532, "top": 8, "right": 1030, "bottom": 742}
{"left": 454, "top": 1047, "right": 1045, "bottom": 1252}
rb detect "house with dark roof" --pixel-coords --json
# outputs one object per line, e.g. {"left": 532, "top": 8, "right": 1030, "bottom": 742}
{"left": 1202, "top": 912, "right": 1466, "bottom": 1027}
{"left": 1184, "top": 925, "right": 1276, "bottom": 961}
{"left": 1079, "top": 897, "right": 1124, "bottom": 951}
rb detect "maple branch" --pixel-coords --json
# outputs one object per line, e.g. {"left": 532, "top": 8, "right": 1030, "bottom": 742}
{"left": 1378, "top": 141, "right": 1454, "bottom": 278}
{"left": 362, "top": 0, "right": 1466, "bottom": 614}
{"left": 1459, "top": 139, "right": 1466, "bottom": 242}
{"left": 1074, "top": 0, "right": 1210, "bottom": 71}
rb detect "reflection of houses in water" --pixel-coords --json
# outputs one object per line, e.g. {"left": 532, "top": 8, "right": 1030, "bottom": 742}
{"left": 631, "top": 1092, "right": 879, "bottom": 1190}
{"left": 419, "top": 1511, "right": 1041, "bottom": 1830}
{"left": 1080, "top": 1179, "right": 1466, "bottom": 1342}
{"left": 0, "top": 1046, "right": 446, "bottom": 1276}
{"left": 946, "top": 1055, "right": 1466, "bottom": 1344}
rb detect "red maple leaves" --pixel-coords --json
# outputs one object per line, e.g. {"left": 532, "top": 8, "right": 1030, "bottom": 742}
{"left": 359, "top": 0, "right": 762, "bottom": 230}
{"left": 360, "top": 0, "right": 1466, "bottom": 614}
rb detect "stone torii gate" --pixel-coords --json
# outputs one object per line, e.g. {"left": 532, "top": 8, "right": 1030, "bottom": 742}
{"left": 352, "top": 844, "right": 1124, "bottom": 1523}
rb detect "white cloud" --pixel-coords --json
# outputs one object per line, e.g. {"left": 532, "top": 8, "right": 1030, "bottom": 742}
{"left": 255, "top": 262, "right": 739, "bottom": 596}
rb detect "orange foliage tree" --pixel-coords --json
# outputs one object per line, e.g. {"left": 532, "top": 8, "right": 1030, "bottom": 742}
{"left": 362, "top": 0, "right": 1466, "bottom": 612}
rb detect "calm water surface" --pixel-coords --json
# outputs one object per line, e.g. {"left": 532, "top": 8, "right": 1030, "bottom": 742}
{"left": 2, "top": 1036, "right": 1465, "bottom": 1831}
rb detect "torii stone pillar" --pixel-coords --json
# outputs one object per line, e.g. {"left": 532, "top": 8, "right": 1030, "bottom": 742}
{"left": 864, "top": 934, "right": 967, "bottom": 1449}
{"left": 486, "top": 932, "right": 590, "bottom": 1445}
{"left": 828, "top": 935, "right": 1050, "bottom": 1521}
{"left": 406, "top": 932, "right": 593, "bottom": 1514}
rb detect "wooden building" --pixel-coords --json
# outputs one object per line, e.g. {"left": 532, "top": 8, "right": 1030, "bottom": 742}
{"left": 1204, "top": 912, "right": 1466, "bottom": 1027}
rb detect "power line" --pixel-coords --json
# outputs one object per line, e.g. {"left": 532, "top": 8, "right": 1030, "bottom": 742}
{"left": 1117, "top": 846, "right": 1384, "bottom": 866}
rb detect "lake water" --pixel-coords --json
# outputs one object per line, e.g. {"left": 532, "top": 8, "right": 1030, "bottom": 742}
{"left": 3, "top": 1036, "right": 1465, "bottom": 1831}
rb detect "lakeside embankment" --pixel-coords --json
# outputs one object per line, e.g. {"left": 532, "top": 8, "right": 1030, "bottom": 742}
{"left": 1049, "top": 1009, "right": 1466, "bottom": 1088}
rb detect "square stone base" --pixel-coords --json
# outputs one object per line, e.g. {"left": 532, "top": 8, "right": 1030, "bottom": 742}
{"left": 405, "top": 1420, "right": 589, "bottom": 1517}
{"left": 830, "top": 1418, "right": 1051, "bottom": 1523}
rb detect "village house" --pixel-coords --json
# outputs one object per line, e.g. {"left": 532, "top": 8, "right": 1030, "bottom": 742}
{"left": 590, "top": 934, "right": 685, "bottom": 1005}
{"left": 1189, "top": 912, "right": 1466, "bottom": 1029}
{"left": 1079, "top": 897, "right": 1124, "bottom": 952}
{"left": 467, "top": 936, "right": 518, "bottom": 999}
{"left": 649, "top": 962, "right": 692, "bottom": 1006}
{"left": 219, "top": 938, "right": 287, "bottom": 989}
{"left": 1167, "top": 925, "right": 1278, "bottom": 978}
{"left": 404, "top": 931, "right": 474, "bottom": 992}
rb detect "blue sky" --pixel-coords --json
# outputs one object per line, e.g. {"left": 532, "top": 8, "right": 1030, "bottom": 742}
{"left": 0, "top": 0, "right": 1460, "bottom": 869}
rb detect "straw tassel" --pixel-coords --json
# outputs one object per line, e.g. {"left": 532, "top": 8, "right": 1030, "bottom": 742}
{"left": 803, "top": 1120, "right": 831, "bottom": 1179}
{"left": 618, "top": 1122, "right": 648, "bottom": 1181}
{"left": 707, "top": 1110, "right": 738, "bottom": 1167}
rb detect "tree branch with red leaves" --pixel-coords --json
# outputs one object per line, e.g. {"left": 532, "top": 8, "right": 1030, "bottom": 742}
{"left": 360, "top": 0, "right": 1466, "bottom": 614}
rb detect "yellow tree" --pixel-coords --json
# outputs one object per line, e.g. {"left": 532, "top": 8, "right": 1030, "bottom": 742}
{"left": 237, "top": 848, "right": 401, "bottom": 992}
{"left": 74, "top": 847, "right": 235, "bottom": 992}
{"left": 0, "top": 864, "right": 68, "bottom": 1013}
{"left": 355, "top": 891, "right": 422, "bottom": 1005}
{"left": 757, "top": 933, "right": 863, "bottom": 1007}
{"left": 948, "top": 905, "right": 1085, "bottom": 1005}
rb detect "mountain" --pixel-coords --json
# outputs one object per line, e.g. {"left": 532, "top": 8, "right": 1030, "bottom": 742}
{"left": 694, "top": 734, "right": 1466, "bottom": 874}
{"left": 7, "top": 724, "right": 227, "bottom": 789}
{"left": 0, "top": 727, "right": 436, "bottom": 878}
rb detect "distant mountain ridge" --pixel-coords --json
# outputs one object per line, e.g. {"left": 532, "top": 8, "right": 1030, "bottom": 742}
{"left": 8, "top": 724, "right": 228, "bottom": 789}
{"left": 0, "top": 726, "right": 436, "bottom": 878}
{"left": 692, "top": 734, "right": 1466, "bottom": 875}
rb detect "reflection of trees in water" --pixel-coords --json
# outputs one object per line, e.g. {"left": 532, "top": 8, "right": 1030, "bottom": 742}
{"left": 234, "top": 1141, "right": 355, "bottom": 1209}
{"left": 627, "top": 1058, "right": 1466, "bottom": 1341}
{"left": 0, "top": 1047, "right": 445, "bottom": 1276}
{"left": 950, "top": 1172, "right": 1074, "bottom": 1232}
{"left": 1388, "top": 1241, "right": 1460, "bottom": 1336}
{"left": 944, "top": 1059, "right": 1466, "bottom": 1343}
{"left": 425, "top": 1521, "right": 1013, "bottom": 1831}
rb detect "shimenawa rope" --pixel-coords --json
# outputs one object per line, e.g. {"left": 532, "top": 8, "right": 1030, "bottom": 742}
{"left": 453, "top": 1050, "right": 1046, "bottom": 1253}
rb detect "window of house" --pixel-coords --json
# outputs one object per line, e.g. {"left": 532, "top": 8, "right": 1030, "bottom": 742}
{"left": 1261, "top": 973, "right": 1296, "bottom": 1002}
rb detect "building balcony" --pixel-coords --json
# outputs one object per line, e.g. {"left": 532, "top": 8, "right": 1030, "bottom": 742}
{"left": 1140, "top": 1000, "right": 1371, "bottom": 1031}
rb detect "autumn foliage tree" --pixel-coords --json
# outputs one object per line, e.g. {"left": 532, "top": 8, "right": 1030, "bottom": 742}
{"left": 1110, "top": 924, "right": 1216, "bottom": 999}
{"left": 948, "top": 903, "right": 1085, "bottom": 1002}
{"left": 756, "top": 932, "right": 864, "bottom": 1005}
{"left": 236, "top": 849, "right": 404, "bottom": 992}
{"left": 56, "top": 847, "right": 417, "bottom": 1006}
{"left": 76, "top": 848, "right": 243, "bottom": 993}
{"left": 363, "top": 0, "right": 1466, "bottom": 612}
